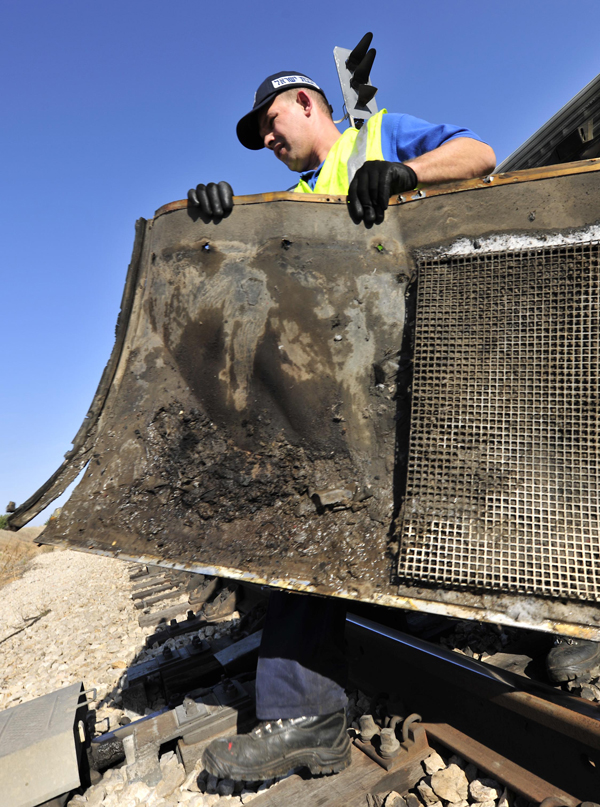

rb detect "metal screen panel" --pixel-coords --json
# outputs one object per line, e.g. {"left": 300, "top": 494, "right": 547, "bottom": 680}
{"left": 398, "top": 242, "right": 600, "bottom": 600}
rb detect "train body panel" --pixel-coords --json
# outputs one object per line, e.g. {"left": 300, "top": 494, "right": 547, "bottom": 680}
{"left": 13, "top": 160, "right": 600, "bottom": 639}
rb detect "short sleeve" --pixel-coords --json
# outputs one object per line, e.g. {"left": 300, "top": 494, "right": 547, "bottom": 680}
{"left": 380, "top": 112, "right": 485, "bottom": 163}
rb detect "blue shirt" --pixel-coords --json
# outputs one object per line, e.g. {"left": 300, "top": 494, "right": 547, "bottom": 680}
{"left": 298, "top": 112, "right": 484, "bottom": 190}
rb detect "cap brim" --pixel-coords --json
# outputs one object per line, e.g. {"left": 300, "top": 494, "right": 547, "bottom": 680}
{"left": 237, "top": 93, "right": 278, "bottom": 150}
{"left": 236, "top": 83, "right": 329, "bottom": 150}
{"left": 236, "top": 108, "right": 265, "bottom": 150}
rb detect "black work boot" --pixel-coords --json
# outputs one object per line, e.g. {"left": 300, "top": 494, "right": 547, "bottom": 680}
{"left": 546, "top": 637, "right": 600, "bottom": 683}
{"left": 202, "top": 709, "right": 351, "bottom": 781}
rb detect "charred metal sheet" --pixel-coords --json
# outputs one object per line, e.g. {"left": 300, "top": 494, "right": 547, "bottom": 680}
{"left": 40, "top": 199, "right": 413, "bottom": 597}
{"left": 16, "top": 165, "right": 600, "bottom": 637}
{"left": 152, "top": 157, "right": 600, "bottom": 215}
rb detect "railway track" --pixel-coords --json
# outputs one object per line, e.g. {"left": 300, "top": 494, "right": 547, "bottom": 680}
{"left": 345, "top": 614, "right": 600, "bottom": 805}
{"left": 77, "top": 566, "right": 600, "bottom": 806}
{"left": 1, "top": 554, "right": 598, "bottom": 806}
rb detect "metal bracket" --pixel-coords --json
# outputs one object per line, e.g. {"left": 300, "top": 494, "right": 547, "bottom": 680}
{"left": 78, "top": 687, "right": 98, "bottom": 706}
{"left": 333, "top": 32, "right": 378, "bottom": 129}
{"left": 353, "top": 713, "right": 429, "bottom": 772}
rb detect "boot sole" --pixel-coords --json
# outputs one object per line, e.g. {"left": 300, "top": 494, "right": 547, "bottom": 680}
{"left": 548, "top": 662, "right": 600, "bottom": 684}
{"left": 203, "top": 740, "right": 352, "bottom": 781}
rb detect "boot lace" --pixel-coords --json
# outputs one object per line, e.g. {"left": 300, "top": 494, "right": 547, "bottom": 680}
{"left": 250, "top": 717, "right": 307, "bottom": 738}
{"left": 554, "top": 636, "right": 584, "bottom": 646}
{"left": 251, "top": 719, "right": 285, "bottom": 737}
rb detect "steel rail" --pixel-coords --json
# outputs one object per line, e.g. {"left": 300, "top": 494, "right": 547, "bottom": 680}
{"left": 422, "top": 722, "right": 578, "bottom": 806}
{"left": 347, "top": 615, "right": 600, "bottom": 748}
{"left": 346, "top": 613, "right": 600, "bottom": 802}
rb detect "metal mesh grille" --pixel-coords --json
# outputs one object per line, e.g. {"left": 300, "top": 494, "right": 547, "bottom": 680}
{"left": 398, "top": 242, "right": 600, "bottom": 600}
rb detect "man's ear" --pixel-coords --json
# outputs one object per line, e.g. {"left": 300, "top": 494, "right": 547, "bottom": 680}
{"left": 296, "top": 89, "right": 313, "bottom": 116}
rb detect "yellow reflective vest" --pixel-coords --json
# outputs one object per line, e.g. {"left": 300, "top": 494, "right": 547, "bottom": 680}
{"left": 294, "top": 109, "right": 387, "bottom": 195}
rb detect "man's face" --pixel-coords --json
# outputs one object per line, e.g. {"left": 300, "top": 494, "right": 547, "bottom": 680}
{"left": 258, "top": 92, "right": 314, "bottom": 172}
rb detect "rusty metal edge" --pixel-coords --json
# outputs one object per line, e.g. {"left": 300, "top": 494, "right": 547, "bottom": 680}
{"left": 39, "top": 537, "right": 600, "bottom": 641}
{"left": 7, "top": 218, "right": 148, "bottom": 530}
{"left": 154, "top": 191, "right": 347, "bottom": 217}
{"left": 153, "top": 158, "right": 600, "bottom": 218}
{"left": 422, "top": 722, "right": 579, "bottom": 805}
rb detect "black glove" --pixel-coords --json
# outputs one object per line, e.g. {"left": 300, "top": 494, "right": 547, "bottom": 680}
{"left": 348, "top": 161, "right": 418, "bottom": 225}
{"left": 188, "top": 181, "right": 234, "bottom": 219}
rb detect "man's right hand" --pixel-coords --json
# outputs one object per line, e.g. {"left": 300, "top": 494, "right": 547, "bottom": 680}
{"left": 348, "top": 162, "right": 417, "bottom": 226}
{"left": 188, "top": 181, "right": 234, "bottom": 219}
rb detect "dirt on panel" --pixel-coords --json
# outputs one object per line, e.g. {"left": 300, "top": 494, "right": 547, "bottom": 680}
{"left": 30, "top": 165, "right": 600, "bottom": 633}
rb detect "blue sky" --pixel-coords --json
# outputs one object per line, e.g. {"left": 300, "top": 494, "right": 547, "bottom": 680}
{"left": 2, "top": 0, "right": 600, "bottom": 523}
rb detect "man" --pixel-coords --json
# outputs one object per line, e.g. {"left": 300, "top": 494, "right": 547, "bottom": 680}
{"left": 188, "top": 72, "right": 496, "bottom": 782}
{"left": 189, "top": 71, "right": 495, "bottom": 223}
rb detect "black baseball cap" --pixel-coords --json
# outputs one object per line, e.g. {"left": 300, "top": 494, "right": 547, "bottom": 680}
{"left": 236, "top": 71, "right": 329, "bottom": 150}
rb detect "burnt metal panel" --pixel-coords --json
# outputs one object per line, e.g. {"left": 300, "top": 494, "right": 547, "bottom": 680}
{"left": 42, "top": 199, "right": 409, "bottom": 594}
{"left": 16, "top": 162, "right": 600, "bottom": 638}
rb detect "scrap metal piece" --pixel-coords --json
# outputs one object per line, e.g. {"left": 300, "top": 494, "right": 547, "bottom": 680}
{"left": 92, "top": 679, "right": 255, "bottom": 782}
{"left": 0, "top": 682, "right": 89, "bottom": 807}
{"left": 333, "top": 32, "right": 379, "bottom": 128}
{"left": 11, "top": 162, "right": 600, "bottom": 638}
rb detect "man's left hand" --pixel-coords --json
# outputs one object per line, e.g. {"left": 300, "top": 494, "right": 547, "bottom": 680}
{"left": 348, "top": 161, "right": 417, "bottom": 225}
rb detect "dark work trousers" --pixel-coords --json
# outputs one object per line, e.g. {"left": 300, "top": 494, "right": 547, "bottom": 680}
{"left": 255, "top": 589, "right": 349, "bottom": 720}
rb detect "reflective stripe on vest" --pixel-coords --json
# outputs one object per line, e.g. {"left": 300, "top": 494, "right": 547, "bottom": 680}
{"left": 294, "top": 109, "right": 387, "bottom": 195}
